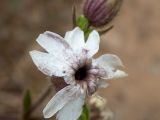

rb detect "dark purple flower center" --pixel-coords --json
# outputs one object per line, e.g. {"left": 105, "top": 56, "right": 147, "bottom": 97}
{"left": 75, "top": 66, "right": 88, "bottom": 80}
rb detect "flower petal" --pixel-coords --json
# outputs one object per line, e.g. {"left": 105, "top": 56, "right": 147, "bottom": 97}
{"left": 97, "top": 79, "right": 109, "bottom": 88}
{"left": 29, "top": 50, "right": 71, "bottom": 77}
{"left": 36, "top": 31, "right": 70, "bottom": 53}
{"left": 86, "top": 30, "right": 100, "bottom": 57}
{"left": 56, "top": 93, "right": 85, "bottom": 120}
{"left": 64, "top": 27, "right": 85, "bottom": 53}
{"left": 94, "top": 54, "right": 127, "bottom": 80}
{"left": 99, "top": 64, "right": 127, "bottom": 80}
{"left": 43, "top": 85, "right": 80, "bottom": 118}
{"left": 87, "top": 75, "right": 98, "bottom": 95}
{"left": 36, "top": 31, "right": 77, "bottom": 65}
{"left": 64, "top": 31, "right": 73, "bottom": 44}
{"left": 95, "top": 54, "right": 124, "bottom": 68}
{"left": 101, "top": 68, "right": 128, "bottom": 80}
{"left": 113, "top": 70, "right": 128, "bottom": 78}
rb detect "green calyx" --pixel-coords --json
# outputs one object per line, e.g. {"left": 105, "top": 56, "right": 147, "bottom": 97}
{"left": 76, "top": 15, "right": 92, "bottom": 41}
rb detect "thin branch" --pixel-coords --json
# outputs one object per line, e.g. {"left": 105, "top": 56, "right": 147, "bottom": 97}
{"left": 25, "top": 85, "right": 52, "bottom": 119}
{"left": 99, "top": 25, "right": 114, "bottom": 35}
{"left": 72, "top": 0, "right": 77, "bottom": 28}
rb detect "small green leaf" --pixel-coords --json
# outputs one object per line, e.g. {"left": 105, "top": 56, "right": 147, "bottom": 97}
{"left": 76, "top": 15, "right": 89, "bottom": 32}
{"left": 76, "top": 15, "right": 93, "bottom": 41}
{"left": 78, "top": 104, "right": 90, "bottom": 120}
{"left": 23, "top": 90, "right": 32, "bottom": 119}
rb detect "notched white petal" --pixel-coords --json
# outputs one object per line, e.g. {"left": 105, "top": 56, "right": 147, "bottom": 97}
{"left": 43, "top": 85, "right": 80, "bottom": 118}
{"left": 56, "top": 93, "right": 85, "bottom": 120}
{"left": 95, "top": 54, "right": 124, "bottom": 68}
{"left": 94, "top": 54, "right": 127, "bottom": 80}
{"left": 64, "top": 31, "right": 73, "bottom": 44}
{"left": 32, "top": 31, "right": 77, "bottom": 77}
{"left": 101, "top": 68, "right": 127, "bottom": 80}
{"left": 87, "top": 75, "right": 98, "bottom": 95}
{"left": 36, "top": 31, "right": 70, "bottom": 53}
{"left": 97, "top": 79, "right": 109, "bottom": 88}
{"left": 86, "top": 30, "right": 100, "bottom": 57}
{"left": 29, "top": 50, "right": 69, "bottom": 77}
{"left": 68, "top": 27, "right": 85, "bottom": 52}
{"left": 113, "top": 70, "right": 128, "bottom": 79}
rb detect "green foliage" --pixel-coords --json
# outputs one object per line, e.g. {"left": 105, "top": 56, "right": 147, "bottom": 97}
{"left": 23, "top": 90, "right": 32, "bottom": 119}
{"left": 76, "top": 15, "right": 92, "bottom": 41}
{"left": 76, "top": 15, "right": 89, "bottom": 31}
{"left": 78, "top": 104, "right": 90, "bottom": 120}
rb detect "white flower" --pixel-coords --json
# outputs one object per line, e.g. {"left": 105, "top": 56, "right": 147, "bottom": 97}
{"left": 29, "top": 27, "right": 127, "bottom": 120}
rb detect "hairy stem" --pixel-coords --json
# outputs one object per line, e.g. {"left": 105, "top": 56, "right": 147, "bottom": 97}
{"left": 72, "top": 0, "right": 77, "bottom": 28}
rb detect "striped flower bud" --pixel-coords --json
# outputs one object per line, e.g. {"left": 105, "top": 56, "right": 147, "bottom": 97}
{"left": 83, "top": 0, "right": 122, "bottom": 27}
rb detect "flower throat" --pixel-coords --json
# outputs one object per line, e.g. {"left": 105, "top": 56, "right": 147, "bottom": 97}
{"left": 75, "top": 66, "right": 88, "bottom": 80}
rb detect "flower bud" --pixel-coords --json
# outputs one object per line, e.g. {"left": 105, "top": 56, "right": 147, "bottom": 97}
{"left": 83, "top": 0, "right": 122, "bottom": 27}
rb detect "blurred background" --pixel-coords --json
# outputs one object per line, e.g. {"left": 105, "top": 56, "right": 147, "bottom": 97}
{"left": 0, "top": 0, "right": 160, "bottom": 120}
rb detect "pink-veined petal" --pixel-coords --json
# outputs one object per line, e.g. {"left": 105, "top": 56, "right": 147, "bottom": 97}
{"left": 56, "top": 93, "right": 86, "bottom": 120}
{"left": 86, "top": 30, "right": 100, "bottom": 57}
{"left": 43, "top": 85, "right": 81, "bottom": 118}
{"left": 100, "top": 64, "right": 127, "bottom": 80}
{"left": 64, "top": 27, "right": 85, "bottom": 53}
{"left": 29, "top": 50, "right": 71, "bottom": 77}
{"left": 94, "top": 54, "right": 127, "bottom": 79}
{"left": 95, "top": 54, "right": 124, "bottom": 68}
{"left": 112, "top": 70, "right": 128, "bottom": 79}
{"left": 87, "top": 75, "right": 98, "bottom": 95}
{"left": 37, "top": 31, "right": 69, "bottom": 53}
{"left": 64, "top": 31, "right": 73, "bottom": 44}
{"left": 97, "top": 79, "right": 109, "bottom": 88}
{"left": 36, "top": 31, "right": 77, "bottom": 63}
